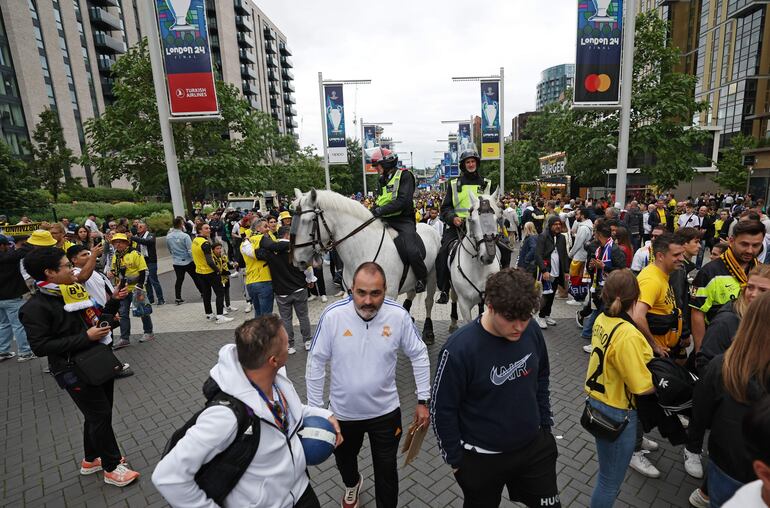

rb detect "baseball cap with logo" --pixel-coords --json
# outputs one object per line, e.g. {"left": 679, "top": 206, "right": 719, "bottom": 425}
{"left": 28, "top": 230, "right": 57, "bottom": 247}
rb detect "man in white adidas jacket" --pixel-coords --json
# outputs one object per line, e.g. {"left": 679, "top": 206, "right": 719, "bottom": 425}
{"left": 306, "top": 261, "right": 431, "bottom": 508}
{"left": 152, "top": 316, "right": 341, "bottom": 508}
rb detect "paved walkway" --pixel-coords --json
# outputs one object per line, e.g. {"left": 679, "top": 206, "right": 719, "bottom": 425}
{"left": 0, "top": 271, "right": 703, "bottom": 507}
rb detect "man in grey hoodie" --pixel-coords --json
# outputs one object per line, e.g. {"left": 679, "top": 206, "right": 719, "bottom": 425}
{"left": 567, "top": 207, "right": 593, "bottom": 306}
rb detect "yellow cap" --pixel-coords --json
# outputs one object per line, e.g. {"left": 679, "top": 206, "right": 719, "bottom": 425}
{"left": 279, "top": 211, "right": 291, "bottom": 221}
{"left": 27, "top": 230, "right": 57, "bottom": 247}
{"left": 111, "top": 233, "right": 129, "bottom": 243}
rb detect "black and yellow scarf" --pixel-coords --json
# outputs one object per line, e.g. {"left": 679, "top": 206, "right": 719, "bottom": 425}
{"left": 37, "top": 281, "right": 101, "bottom": 325}
{"left": 721, "top": 248, "right": 758, "bottom": 287}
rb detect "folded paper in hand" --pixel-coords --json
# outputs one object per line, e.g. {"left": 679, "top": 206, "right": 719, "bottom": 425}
{"left": 400, "top": 420, "right": 428, "bottom": 467}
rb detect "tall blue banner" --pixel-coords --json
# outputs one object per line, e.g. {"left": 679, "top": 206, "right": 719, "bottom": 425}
{"left": 363, "top": 125, "right": 376, "bottom": 150}
{"left": 574, "top": 0, "right": 623, "bottom": 106}
{"left": 480, "top": 81, "right": 500, "bottom": 160}
{"left": 155, "top": 0, "right": 218, "bottom": 116}
{"left": 324, "top": 84, "right": 347, "bottom": 164}
{"left": 449, "top": 141, "right": 459, "bottom": 177}
{"left": 458, "top": 122, "right": 472, "bottom": 153}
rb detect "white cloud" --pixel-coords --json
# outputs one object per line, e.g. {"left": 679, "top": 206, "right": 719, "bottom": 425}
{"left": 257, "top": 0, "right": 577, "bottom": 170}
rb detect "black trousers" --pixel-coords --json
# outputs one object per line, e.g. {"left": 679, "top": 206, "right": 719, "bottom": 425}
{"left": 65, "top": 378, "right": 122, "bottom": 472}
{"left": 437, "top": 226, "right": 461, "bottom": 292}
{"left": 200, "top": 272, "right": 225, "bottom": 315}
{"left": 309, "top": 264, "right": 326, "bottom": 297}
{"left": 295, "top": 485, "right": 321, "bottom": 508}
{"left": 539, "top": 275, "right": 562, "bottom": 318}
{"left": 334, "top": 408, "right": 402, "bottom": 508}
{"left": 386, "top": 219, "right": 428, "bottom": 283}
{"left": 454, "top": 430, "right": 561, "bottom": 508}
{"left": 173, "top": 262, "right": 202, "bottom": 300}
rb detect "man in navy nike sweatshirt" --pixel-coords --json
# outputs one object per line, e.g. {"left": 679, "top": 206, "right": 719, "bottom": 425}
{"left": 431, "top": 268, "right": 561, "bottom": 508}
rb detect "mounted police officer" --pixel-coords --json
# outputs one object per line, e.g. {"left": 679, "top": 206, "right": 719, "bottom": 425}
{"left": 436, "top": 148, "right": 491, "bottom": 304}
{"left": 371, "top": 148, "right": 428, "bottom": 293}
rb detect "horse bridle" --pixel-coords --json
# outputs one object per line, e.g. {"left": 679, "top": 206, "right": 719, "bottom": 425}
{"left": 290, "top": 205, "right": 382, "bottom": 258}
{"left": 461, "top": 200, "right": 499, "bottom": 257}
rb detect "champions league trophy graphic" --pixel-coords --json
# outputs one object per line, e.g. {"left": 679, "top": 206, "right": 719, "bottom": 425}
{"left": 166, "top": 0, "right": 196, "bottom": 30}
{"left": 364, "top": 137, "right": 375, "bottom": 149}
{"left": 589, "top": 0, "right": 617, "bottom": 23}
{"left": 327, "top": 104, "right": 343, "bottom": 134}
{"left": 483, "top": 89, "right": 498, "bottom": 130}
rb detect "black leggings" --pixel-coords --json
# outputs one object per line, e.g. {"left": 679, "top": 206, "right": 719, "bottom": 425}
{"left": 173, "top": 262, "right": 202, "bottom": 300}
{"left": 200, "top": 272, "right": 225, "bottom": 315}
{"left": 65, "top": 379, "right": 123, "bottom": 472}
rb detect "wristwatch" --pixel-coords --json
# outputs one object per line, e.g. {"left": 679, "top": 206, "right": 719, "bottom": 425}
{"left": 417, "top": 399, "right": 430, "bottom": 406}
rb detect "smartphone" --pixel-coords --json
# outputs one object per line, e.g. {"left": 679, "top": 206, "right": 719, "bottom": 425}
{"left": 98, "top": 321, "right": 110, "bottom": 328}
{"left": 94, "top": 237, "right": 103, "bottom": 246}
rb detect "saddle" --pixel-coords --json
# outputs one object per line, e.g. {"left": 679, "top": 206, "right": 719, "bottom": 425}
{"left": 447, "top": 239, "right": 461, "bottom": 267}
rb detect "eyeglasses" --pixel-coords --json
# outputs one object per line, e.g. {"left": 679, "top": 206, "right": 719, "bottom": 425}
{"left": 58, "top": 262, "right": 74, "bottom": 270}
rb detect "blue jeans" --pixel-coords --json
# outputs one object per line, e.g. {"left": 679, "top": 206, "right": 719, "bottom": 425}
{"left": 145, "top": 262, "right": 164, "bottom": 303}
{"left": 118, "top": 292, "right": 153, "bottom": 341}
{"left": 247, "top": 282, "right": 274, "bottom": 318}
{"left": 588, "top": 398, "right": 637, "bottom": 508}
{"left": 582, "top": 308, "right": 601, "bottom": 339}
{"left": 707, "top": 461, "right": 744, "bottom": 507}
{"left": 0, "top": 297, "right": 32, "bottom": 354}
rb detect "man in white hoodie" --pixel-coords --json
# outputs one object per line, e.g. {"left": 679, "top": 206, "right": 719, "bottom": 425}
{"left": 152, "top": 316, "right": 341, "bottom": 508}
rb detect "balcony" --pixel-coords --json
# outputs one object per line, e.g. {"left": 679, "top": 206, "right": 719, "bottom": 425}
{"left": 266, "top": 54, "right": 278, "bottom": 68}
{"left": 282, "top": 80, "right": 295, "bottom": 93}
{"left": 235, "top": 15, "right": 252, "bottom": 31}
{"left": 241, "top": 64, "right": 257, "bottom": 80}
{"left": 280, "top": 55, "right": 293, "bottom": 68}
{"left": 267, "top": 69, "right": 279, "bottom": 82}
{"left": 242, "top": 82, "right": 258, "bottom": 96}
{"left": 93, "top": 31, "right": 126, "bottom": 54}
{"left": 270, "top": 95, "right": 279, "bottom": 108}
{"left": 100, "top": 76, "right": 114, "bottom": 97}
{"left": 88, "top": 0, "right": 119, "bottom": 7}
{"left": 279, "top": 42, "right": 292, "bottom": 56}
{"left": 239, "top": 49, "right": 257, "bottom": 64}
{"left": 89, "top": 7, "right": 122, "bottom": 31}
{"left": 263, "top": 26, "right": 275, "bottom": 40}
{"left": 286, "top": 106, "right": 297, "bottom": 117}
{"left": 283, "top": 93, "right": 296, "bottom": 104}
{"left": 97, "top": 56, "right": 115, "bottom": 72}
{"left": 269, "top": 82, "right": 279, "bottom": 95}
{"left": 288, "top": 118, "right": 298, "bottom": 128}
{"left": 234, "top": 0, "right": 248, "bottom": 14}
{"left": 237, "top": 33, "right": 255, "bottom": 48}
{"left": 248, "top": 97, "right": 260, "bottom": 109}
{"left": 281, "top": 68, "right": 294, "bottom": 80}
{"left": 265, "top": 41, "right": 277, "bottom": 54}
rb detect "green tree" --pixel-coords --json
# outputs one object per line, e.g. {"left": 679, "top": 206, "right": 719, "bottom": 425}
{"left": 713, "top": 134, "right": 755, "bottom": 191}
{"left": 84, "top": 38, "right": 294, "bottom": 214}
{"left": 25, "top": 108, "right": 75, "bottom": 201}
{"left": 523, "top": 11, "right": 709, "bottom": 191}
{"left": 0, "top": 140, "right": 43, "bottom": 209}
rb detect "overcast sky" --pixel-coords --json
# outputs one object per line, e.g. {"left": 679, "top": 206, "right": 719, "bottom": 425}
{"left": 257, "top": 0, "right": 577, "bottom": 169}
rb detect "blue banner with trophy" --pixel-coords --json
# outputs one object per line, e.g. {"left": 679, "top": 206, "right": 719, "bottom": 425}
{"left": 458, "top": 122, "right": 472, "bottom": 153}
{"left": 324, "top": 84, "right": 347, "bottom": 164}
{"left": 574, "top": 0, "right": 623, "bottom": 107}
{"left": 480, "top": 81, "right": 500, "bottom": 160}
{"left": 449, "top": 141, "right": 459, "bottom": 177}
{"left": 155, "top": 0, "right": 219, "bottom": 116}
{"left": 363, "top": 125, "right": 377, "bottom": 174}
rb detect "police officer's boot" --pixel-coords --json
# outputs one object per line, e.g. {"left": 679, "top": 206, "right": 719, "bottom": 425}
{"left": 415, "top": 279, "right": 427, "bottom": 294}
{"left": 437, "top": 290, "right": 449, "bottom": 304}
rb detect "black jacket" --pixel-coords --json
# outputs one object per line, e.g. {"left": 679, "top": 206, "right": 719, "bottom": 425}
{"left": 534, "top": 217, "right": 569, "bottom": 277}
{"left": 132, "top": 231, "right": 158, "bottom": 263}
{"left": 375, "top": 168, "right": 416, "bottom": 223}
{"left": 0, "top": 244, "right": 31, "bottom": 300}
{"left": 440, "top": 171, "right": 487, "bottom": 227}
{"left": 669, "top": 259, "right": 696, "bottom": 340}
{"left": 19, "top": 291, "right": 120, "bottom": 376}
{"left": 695, "top": 302, "right": 740, "bottom": 376}
{"left": 693, "top": 354, "right": 770, "bottom": 483}
{"left": 257, "top": 237, "right": 307, "bottom": 296}
{"left": 623, "top": 208, "right": 644, "bottom": 236}
{"left": 648, "top": 208, "right": 674, "bottom": 232}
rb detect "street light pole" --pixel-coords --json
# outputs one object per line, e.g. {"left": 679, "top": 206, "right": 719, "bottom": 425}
{"left": 317, "top": 72, "right": 331, "bottom": 190}
{"left": 615, "top": 1, "right": 636, "bottom": 207}
{"left": 360, "top": 117, "right": 367, "bottom": 195}
{"left": 499, "top": 66, "right": 505, "bottom": 194}
{"left": 140, "top": 0, "right": 186, "bottom": 217}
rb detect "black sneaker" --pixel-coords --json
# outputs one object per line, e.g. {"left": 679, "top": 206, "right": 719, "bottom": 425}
{"left": 576, "top": 310, "right": 585, "bottom": 330}
{"left": 0, "top": 351, "right": 16, "bottom": 361}
{"left": 415, "top": 280, "right": 427, "bottom": 294}
{"left": 437, "top": 291, "right": 449, "bottom": 304}
{"left": 175, "top": 299, "right": 185, "bottom": 305}
{"left": 157, "top": 300, "right": 165, "bottom": 306}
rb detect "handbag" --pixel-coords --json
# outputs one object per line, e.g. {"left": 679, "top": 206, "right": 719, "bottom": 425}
{"left": 131, "top": 288, "right": 153, "bottom": 317}
{"left": 71, "top": 343, "right": 123, "bottom": 385}
{"left": 580, "top": 321, "right": 630, "bottom": 442}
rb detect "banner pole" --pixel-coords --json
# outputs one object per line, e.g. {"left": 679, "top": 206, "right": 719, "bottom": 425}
{"left": 615, "top": 1, "right": 635, "bottom": 207}
{"left": 499, "top": 67, "right": 505, "bottom": 194}
{"left": 318, "top": 72, "right": 331, "bottom": 190}
{"left": 141, "top": 0, "right": 186, "bottom": 218}
{"left": 361, "top": 118, "right": 367, "bottom": 196}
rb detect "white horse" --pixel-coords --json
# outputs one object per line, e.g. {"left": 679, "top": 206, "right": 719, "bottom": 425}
{"left": 290, "top": 188, "right": 441, "bottom": 343}
{"left": 448, "top": 190, "right": 502, "bottom": 332}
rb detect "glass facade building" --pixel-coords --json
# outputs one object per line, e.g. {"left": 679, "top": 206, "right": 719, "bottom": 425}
{"left": 0, "top": 7, "right": 29, "bottom": 155}
{"left": 536, "top": 64, "right": 575, "bottom": 111}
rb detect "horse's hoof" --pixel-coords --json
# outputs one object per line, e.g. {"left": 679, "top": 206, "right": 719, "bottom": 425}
{"left": 448, "top": 323, "right": 458, "bottom": 333}
{"left": 423, "top": 332, "right": 435, "bottom": 345}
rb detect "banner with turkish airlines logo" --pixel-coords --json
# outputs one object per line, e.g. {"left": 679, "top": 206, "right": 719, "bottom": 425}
{"left": 155, "top": 0, "right": 219, "bottom": 116}
{"left": 574, "top": 0, "right": 623, "bottom": 107}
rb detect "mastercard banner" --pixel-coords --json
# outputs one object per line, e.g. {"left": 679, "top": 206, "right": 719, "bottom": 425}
{"left": 574, "top": 0, "right": 623, "bottom": 107}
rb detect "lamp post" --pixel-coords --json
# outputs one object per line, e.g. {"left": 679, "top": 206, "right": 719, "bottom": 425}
{"left": 614, "top": 1, "right": 636, "bottom": 207}
{"left": 452, "top": 68, "right": 505, "bottom": 192}
{"left": 318, "top": 73, "right": 371, "bottom": 190}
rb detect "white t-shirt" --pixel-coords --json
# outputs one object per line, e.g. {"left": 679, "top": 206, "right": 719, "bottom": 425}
{"left": 550, "top": 243, "right": 560, "bottom": 278}
{"left": 84, "top": 218, "right": 99, "bottom": 233}
{"left": 722, "top": 480, "right": 768, "bottom": 507}
{"left": 678, "top": 213, "right": 699, "bottom": 229}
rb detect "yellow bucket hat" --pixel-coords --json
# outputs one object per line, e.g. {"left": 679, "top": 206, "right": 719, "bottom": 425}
{"left": 28, "top": 230, "right": 57, "bottom": 247}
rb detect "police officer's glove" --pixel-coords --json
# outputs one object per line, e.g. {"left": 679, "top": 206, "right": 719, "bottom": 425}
{"left": 372, "top": 207, "right": 383, "bottom": 218}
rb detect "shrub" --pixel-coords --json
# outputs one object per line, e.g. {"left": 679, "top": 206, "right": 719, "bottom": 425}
{"left": 60, "top": 186, "right": 140, "bottom": 203}
{"left": 42, "top": 201, "right": 173, "bottom": 225}
{"left": 145, "top": 210, "right": 173, "bottom": 234}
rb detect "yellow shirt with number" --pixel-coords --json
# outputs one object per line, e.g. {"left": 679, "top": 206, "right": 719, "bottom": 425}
{"left": 585, "top": 313, "right": 654, "bottom": 409}
{"left": 637, "top": 263, "right": 682, "bottom": 348}
{"left": 111, "top": 249, "right": 147, "bottom": 291}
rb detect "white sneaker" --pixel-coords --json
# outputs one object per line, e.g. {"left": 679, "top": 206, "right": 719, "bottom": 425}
{"left": 688, "top": 488, "right": 709, "bottom": 508}
{"left": 535, "top": 316, "right": 547, "bottom": 329}
{"left": 567, "top": 299, "right": 584, "bottom": 306}
{"left": 545, "top": 317, "right": 557, "bottom": 326}
{"left": 227, "top": 306, "right": 239, "bottom": 312}
{"left": 629, "top": 450, "right": 660, "bottom": 478}
{"left": 304, "top": 340, "right": 312, "bottom": 351}
{"left": 342, "top": 475, "right": 363, "bottom": 508}
{"left": 288, "top": 347, "right": 296, "bottom": 355}
{"left": 678, "top": 414, "right": 690, "bottom": 429}
{"left": 215, "top": 315, "right": 234, "bottom": 324}
{"left": 641, "top": 437, "right": 659, "bottom": 451}
{"left": 683, "top": 449, "right": 704, "bottom": 479}
{"left": 334, "top": 290, "right": 345, "bottom": 297}
{"left": 308, "top": 295, "right": 317, "bottom": 302}
{"left": 223, "top": 309, "right": 228, "bottom": 315}
{"left": 244, "top": 303, "right": 252, "bottom": 313}
{"left": 205, "top": 313, "right": 215, "bottom": 321}
{"left": 321, "top": 295, "right": 328, "bottom": 303}
{"left": 582, "top": 344, "right": 593, "bottom": 353}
